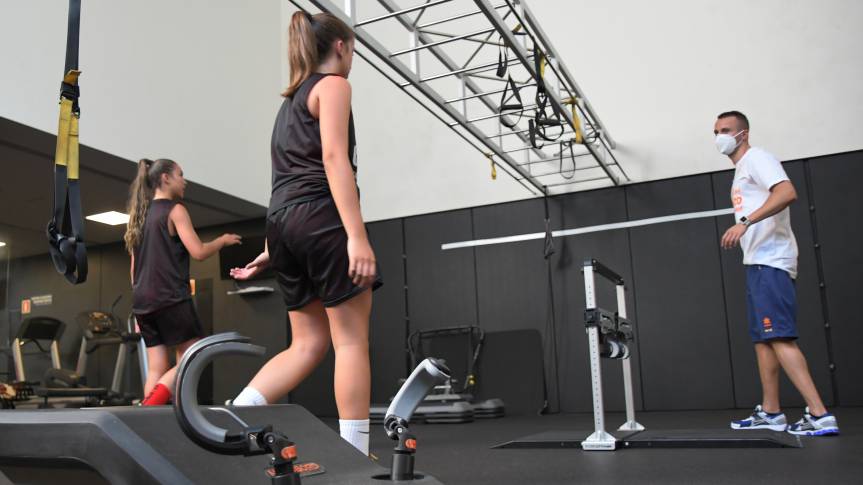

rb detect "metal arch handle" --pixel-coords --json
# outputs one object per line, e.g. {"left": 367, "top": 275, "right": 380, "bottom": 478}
{"left": 173, "top": 332, "right": 266, "bottom": 455}
{"left": 384, "top": 358, "right": 451, "bottom": 438}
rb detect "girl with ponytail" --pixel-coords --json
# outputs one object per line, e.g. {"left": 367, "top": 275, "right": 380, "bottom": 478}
{"left": 229, "top": 11, "right": 380, "bottom": 455}
{"left": 125, "top": 158, "right": 241, "bottom": 406}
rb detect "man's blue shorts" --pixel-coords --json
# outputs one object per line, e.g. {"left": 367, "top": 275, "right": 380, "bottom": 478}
{"left": 746, "top": 264, "right": 798, "bottom": 343}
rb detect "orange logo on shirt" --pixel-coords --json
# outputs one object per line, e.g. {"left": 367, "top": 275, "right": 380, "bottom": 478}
{"left": 732, "top": 187, "right": 744, "bottom": 212}
{"left": 762, "top": 317, "right": 773, "bottom": 332}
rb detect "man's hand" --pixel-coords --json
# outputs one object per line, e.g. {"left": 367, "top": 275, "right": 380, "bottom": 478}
{"left": 721, "top": 223, "right": 748, "bottom": 249}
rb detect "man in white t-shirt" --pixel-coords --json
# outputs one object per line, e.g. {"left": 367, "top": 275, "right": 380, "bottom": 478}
{"left": 715, "top": 111, "right": 838, "bottom": 436}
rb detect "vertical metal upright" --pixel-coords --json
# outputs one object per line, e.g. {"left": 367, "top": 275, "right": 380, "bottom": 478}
{"left": 581, "top": 262, "right": 617, "bottom": 451}
{"left": 581, "top": 258, "right": 643, "bottom": 451}
{"left": 617, "top": 282, "right": 644, "bottom": 433}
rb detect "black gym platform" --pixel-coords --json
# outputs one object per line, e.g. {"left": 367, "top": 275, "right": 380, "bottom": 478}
{"left": 357, "top": 408, "right": 861, "bottom": 485}
{"left": 0, "top": 405, "right": 442, "bottom": 485}
{"left": 1, "top": 407, "right": 861, "bottom": 484}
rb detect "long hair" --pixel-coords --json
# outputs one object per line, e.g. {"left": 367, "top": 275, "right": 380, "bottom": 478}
{"left": 283, "top": 11, "right": 354, "bottom": 98}
{"left": 124, "top": 158, "right": 177, "bottom": 253}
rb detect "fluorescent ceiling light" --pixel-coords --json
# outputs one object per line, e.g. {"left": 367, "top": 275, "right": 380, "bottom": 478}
{"left": 86, "top": 211, "right": 129, "bottom": 226}
{"left": 0, "top": 242, "right": 6, "bottom": 247}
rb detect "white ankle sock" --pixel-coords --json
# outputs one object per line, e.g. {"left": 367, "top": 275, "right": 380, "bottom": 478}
{"left": 232, "top": 386, "right": 267, "bottom": 406}
{"left": 339, "top": 418, "right": 370, "bottom": 455}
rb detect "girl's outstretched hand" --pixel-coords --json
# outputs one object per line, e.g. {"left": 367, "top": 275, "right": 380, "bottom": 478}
{"left": 230, "top": 251, "right": 270, "bottom": 280}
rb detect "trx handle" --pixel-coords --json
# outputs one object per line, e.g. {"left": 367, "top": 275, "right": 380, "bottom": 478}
{"left": 528, "top": 45, "right": 564, "bottom": 149}
{"left": 47, "top": 0, "right": 87, "bottom": 285}
{"left": 498, "top": 75, "right": 524, "bottom": 129}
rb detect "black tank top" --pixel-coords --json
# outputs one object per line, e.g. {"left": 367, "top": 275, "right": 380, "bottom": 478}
{"left": 132, "top": 199, "right": 192, "bottom": 314}
{"left": 269, "top": 73, "right": 357, "bottom": 216}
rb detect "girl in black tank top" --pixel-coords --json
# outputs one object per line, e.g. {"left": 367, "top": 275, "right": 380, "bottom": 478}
{"left": 228, "top": 11, "right": 380, "bottom": 456}
{"left": 125, "top": 158, "right": 241, "bottom": 406}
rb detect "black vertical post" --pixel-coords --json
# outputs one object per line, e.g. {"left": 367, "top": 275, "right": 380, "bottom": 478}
{"left": 803, "top": 161, "right": 839, "bottom": 406}
{"left": 542, "top": 188, "right": 560, "bottom": 413}
{"left": 401, "top": 220, "right": 411, "bottom": 376}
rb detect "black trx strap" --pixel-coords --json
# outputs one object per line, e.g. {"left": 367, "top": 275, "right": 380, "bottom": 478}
{"left": 559, "top": 140, "right": 576, "bottom": 180}
{"left": 47, "top": 0, "right": 87, "bottom": 285}
{"left": 495, "top": 29, "right": 527, "bottom": 128}
{"left": 528, "top": 46, "right": 564, "bottom": 149}
{"left": 498, "top": 75, "right": 524, "bottom": 129}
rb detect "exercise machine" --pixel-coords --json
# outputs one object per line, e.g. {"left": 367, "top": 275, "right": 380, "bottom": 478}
{"left": 495, "top": 258, "right": 802, "bottom": 450}
{"left": 174, "top": 332, "right": 449, "bottom": 483}
{"left": 580, "top": 259, "right": 642, "bottom": 450}
{"left": 72, "top": 302, "right": 145, "bottom": 405}
{"left": 11, "top": 316, "right": 108, "bottom": 407}
{"left": 371, "top": 325, "right": 504, "bottom": 424}
{"left": 0, "top": 332, "right": 449, "bottom": 484}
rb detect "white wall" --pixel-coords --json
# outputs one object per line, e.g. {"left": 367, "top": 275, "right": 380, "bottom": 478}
{"left": 3, "top": 1, "right": 861, "bottom": 222}
{"left": 526, "top": 0, "right": 863, "bottom": 185}
{"left": 1, "top": 0, "right": 282, "bottom": 206}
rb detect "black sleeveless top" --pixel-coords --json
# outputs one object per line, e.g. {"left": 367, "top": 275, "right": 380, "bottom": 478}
{"left": 132, "top": 199, "right": 192, "bottom": 314}
{"left": 269, "top": 73, "right": 357, "bottom": 216}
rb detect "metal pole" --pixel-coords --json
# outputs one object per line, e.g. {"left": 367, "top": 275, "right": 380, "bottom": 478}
{"left": 390, "top": 28, "right": 495, "bottom": 57}
{"left": 76, "top": 337, "right": 88, "bottom": 376}
{"left": 374, "top": 0, "right": 547, "bottom": 166}
{"left": 513, "top": 0, "right": 617, "bottom": 148}
{"left": 50, "top": 341, "right": 62, "bottom": 370}
{"left": 581, "top": 263, "right": 616, "bottom": 451}
{"left": 112, "top": 343, "right": 127, "bottom": 394}
{"left": 409, "top": 29, "right": 420, "bottom": 76}
{"left": 445, "top": 83, "right": 537, "bottom": 104}
{"left": 344, "top": 0, "right": 356, "bottom": 25}
{"left": 352, "top": 45, "right": 540, "bottom": 195}
{"left": 302, "top": 0, "right": 547, "bottom": 192}
{"left": 417, "top": 3, "right": 508, "bottom": 29}
{"left": 617, "top": 283, "right": 644, "bottom": 432}
{"left": 12, "top": 339, "right": 25, "bottom": 382}
{"left": 473, "top": 0, "right": 620, "bottom": 186}
{"left": 355, "top": 0, "right": 452, "bottom": 27}
{"left": 400, "top": 55, "right": 529, "bottom": 86}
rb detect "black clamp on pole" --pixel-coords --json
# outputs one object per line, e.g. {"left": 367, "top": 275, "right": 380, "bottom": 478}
{"left": 382, "top": 358, "right": 450, "bottom": 481}
{"left": 174, "top": 333, "right": 302, "bottom": 485}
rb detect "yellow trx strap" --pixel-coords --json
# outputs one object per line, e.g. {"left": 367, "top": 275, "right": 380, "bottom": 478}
{"left": 55, "top": 70, "right": 81, "bottom": 179}
{"left": 487, "top": 153, "right": 497, "bottom": 180}
{"left": 563, "top": 97, "right": 584, "bottom": 144}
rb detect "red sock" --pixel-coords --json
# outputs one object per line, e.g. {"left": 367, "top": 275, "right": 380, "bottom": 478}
{"left": 141, "top": 383, "right": 172, "bottom": 406}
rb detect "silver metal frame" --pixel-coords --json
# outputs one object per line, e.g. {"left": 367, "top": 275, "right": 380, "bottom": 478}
{"left": 12, "top": 338, "right": 26, "bottom": 382}
{"left": 290, "top": 0, "right": 630, "bottom": 195}
{"left": 581, "top": 260, "right": 644, "bottom": 451}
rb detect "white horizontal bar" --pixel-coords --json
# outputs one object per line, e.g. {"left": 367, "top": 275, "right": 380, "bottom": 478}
{"left": 441, "top": 207, "right": 735, "bottom": 250}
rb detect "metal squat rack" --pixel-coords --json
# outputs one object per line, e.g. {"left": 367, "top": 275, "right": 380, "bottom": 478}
{"left": 582, "top": 258, "right": 643, "bottom": 451}
{"left": 289, "top": 0, "right": 630, "bottom": 196}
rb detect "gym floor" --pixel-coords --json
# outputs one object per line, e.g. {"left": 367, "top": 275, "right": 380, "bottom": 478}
{"left": 326, "top": 407, "right": 863, "bottom": 485}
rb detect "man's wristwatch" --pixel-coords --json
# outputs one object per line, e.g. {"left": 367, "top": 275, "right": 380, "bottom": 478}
{"left": 739, "top": 216, "right": 752, "bottom": 227}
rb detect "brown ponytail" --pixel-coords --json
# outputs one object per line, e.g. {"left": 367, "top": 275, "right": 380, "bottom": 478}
{"left": 283, "top": 11, "right": 354, "bottom": 98}
{"left": 124, "top": 158, "right": 177, "bottom": 253}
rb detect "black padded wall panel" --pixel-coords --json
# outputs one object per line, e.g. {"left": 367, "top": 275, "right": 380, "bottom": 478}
{"left": 627, "top": 175, "right": 735, "bottom": 410}
{"left": 713, "top": 161, "right": 833, "bottom": 409}
{"left": 808, "top": 152, "right": 863, "bottom": 405}
{"left": 556, "top": 188, "right": 643, "bottom": 413}
{"left": 367, "top": 219, "right": 408, "bottom": 403}
{"left": 404, "top": 210, "right": 477, "bottom": 332}
{"left": 472, "top": 198, "right": 562, "bottom": 412}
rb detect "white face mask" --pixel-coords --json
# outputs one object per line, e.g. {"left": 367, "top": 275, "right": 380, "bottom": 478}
{"left": 715, "top": 130, "right": 745, "bottom": 155}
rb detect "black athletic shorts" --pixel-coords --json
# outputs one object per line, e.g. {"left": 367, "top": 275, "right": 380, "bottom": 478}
{"left": 135, "top": 299, "right": 204, "bottom": 348}
{"left": 267, "top": 196, "right": 383, "bottom": 311}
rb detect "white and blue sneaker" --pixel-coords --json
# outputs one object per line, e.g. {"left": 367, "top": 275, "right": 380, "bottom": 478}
{"left": 787, "top": 407, "right": 840, "bottom": 436}
{"left": 730, "top": 405, "right": 788, "bottom": 431}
